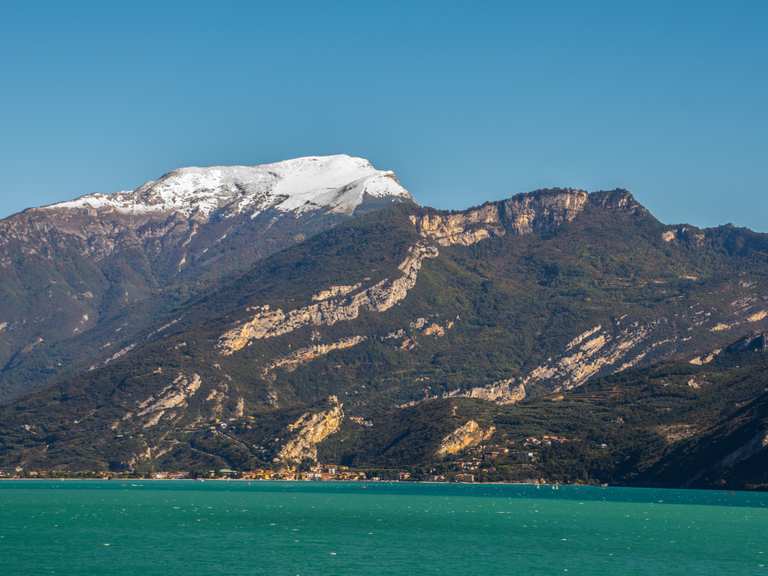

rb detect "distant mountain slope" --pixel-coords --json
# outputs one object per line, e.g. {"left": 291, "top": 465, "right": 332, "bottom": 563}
{"left": 312, "top": 331, "right": 767, "bottom": 487}
{"left": 635, "top": 333, "right": 768, "bottom": 489}
{"left": 1, "top": 184, "right": 767, "bottom": 488}
{"left": 0, "top": 155, "right": 413, "bottom": 401}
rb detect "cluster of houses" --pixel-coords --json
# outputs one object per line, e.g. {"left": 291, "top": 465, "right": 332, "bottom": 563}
{"left": 524, "top": 434, "right": 570, "bottom": 448}
{"left": 238, "top": 465, "right": 367, "bottom": 482}
{"left": 149, "top": 464, "right": 370, "bottom": 481}
{"left": 1, "top": 434, "right": 581, "bottom": 483}
{"left": 438, "top": 434, "right": 575, "bottom": 481}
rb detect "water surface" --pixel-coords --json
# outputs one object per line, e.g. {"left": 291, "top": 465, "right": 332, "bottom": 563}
{"left": 1, "top": 481, "right": 766, "bottom": 575}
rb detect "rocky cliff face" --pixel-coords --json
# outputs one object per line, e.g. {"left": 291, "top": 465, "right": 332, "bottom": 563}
{"left": 435, "top": 420, "right": 496, "bottom": 458}
{"left": 218, "top": 242, "right": 438, "bottom": 354}
{"left": 411, "top": 188, "right": 643, "bottom": 246}
{"left": 411, "top": 204, "right": 505, "bottom": 246}
{"left": 263, "top": 336, "right": 367, "bottom": 377}
{"left": 277, "top": 396, "right": 344, "bottom": 464}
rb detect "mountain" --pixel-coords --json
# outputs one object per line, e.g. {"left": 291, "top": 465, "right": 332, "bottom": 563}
{"left": 1, "top": 158, "right": 767, "bottom": 489}
{"left": 0, "top": 155, "right": 412, "bottom": 401}
{"left": 634, "top": 332, "right": 768, "bottom": 489}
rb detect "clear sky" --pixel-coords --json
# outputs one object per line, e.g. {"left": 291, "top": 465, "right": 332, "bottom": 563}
{"left": 1, "top": 1, "right": 766, "bottom": 230}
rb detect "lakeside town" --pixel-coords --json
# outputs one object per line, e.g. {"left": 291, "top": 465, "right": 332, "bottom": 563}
{"left": 0, "top": 433, "right": 582, "bottom": 483}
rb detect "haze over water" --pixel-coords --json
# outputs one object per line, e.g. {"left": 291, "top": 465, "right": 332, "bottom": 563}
{"left": 0, "top": 481, "right": 766, "bottom": 575}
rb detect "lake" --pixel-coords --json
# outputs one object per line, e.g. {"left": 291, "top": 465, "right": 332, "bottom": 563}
{"left": 0, "top": 481, "right": 766, "bottom": 575}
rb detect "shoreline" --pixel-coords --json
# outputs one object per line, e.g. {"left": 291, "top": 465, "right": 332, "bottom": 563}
{"left": 0, "top": 477, "right": 764, "bottom": 493}
{"left": 0, "top": 477, "right": 565, "bottom": 485}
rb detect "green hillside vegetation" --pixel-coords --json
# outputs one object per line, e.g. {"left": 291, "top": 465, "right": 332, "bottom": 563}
{"left": 1, "top": 190, "right": 767, "bottom": 489}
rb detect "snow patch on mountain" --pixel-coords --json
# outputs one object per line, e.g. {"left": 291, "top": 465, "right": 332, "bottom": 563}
{"left": 44, "top": 155, "right": 412, "bottom": 219}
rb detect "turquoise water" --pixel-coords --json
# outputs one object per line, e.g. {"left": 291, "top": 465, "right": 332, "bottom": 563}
{"left": 0, "top": 481, "right": 766, "bottom": 575}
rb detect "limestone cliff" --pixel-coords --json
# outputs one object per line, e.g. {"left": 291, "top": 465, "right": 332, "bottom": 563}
{"left": 277, "top": 397, "right": 344, "bottom": 464}
{"left": 398, "top": 379, "right": 525, "bottom": 408}
{"left": 436, "top": 420, "right": 496, "bottom": 458}
{"left": 463, "top": 380, "right": 526, "bottom": 404}
{"left": 411, "top": 188, "right": 641, "bottom": 248}
{"left": 263, "top": 335, "right": 367, "bottom": 376}
{"left": 521, "top": 320, "right": 670, "bottom": 391}
{"left": 133, "top": 372, "right": 202, "bottom": 429}
{"left": 219, "top": 242, "right": 438, "bottom": 354}
{"left": 410, "top": 204, "right": 505, "bottom": 246}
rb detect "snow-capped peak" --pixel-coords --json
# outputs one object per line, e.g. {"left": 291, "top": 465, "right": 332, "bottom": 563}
{"left": 44, "top": 155, "right": 413, "bottom": 218}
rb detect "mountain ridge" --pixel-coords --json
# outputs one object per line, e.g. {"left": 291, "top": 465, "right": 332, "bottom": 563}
{"left": 37, "top": 154, "right": 412, "bottom": 219}
{"left": 0, "top": 155, "right": 413, "bottom": 402}
{"left": 1, "top": 156, "right": 767, "bottom": 489}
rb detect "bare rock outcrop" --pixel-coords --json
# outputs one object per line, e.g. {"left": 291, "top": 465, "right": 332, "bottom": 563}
{"left": 135, "top": 372, "right": 202, "bottom": 428}
{"left": 398, "top": 378, "right": 525, "bottom": 408}
{"left": 311, "top": 284, "right": 362, "bottom": 302}
{"left": 263, "top": 335, "right": 367, "bottom": 376}
{"left": 277, "top": 396, "right": 344, "bottom": 464}
{"left": 410, "top": 188, "right": 631, "bottom": 247}
{"left": 219, "top": 243, "right": 438, "bottom": 354}
{"left": 436, "top": 420, "right": 495, "bottom": 458}
{"left": 410, "top": 204, "right": 505, "bottom": 246}
{"left": 522, "top": 321, "right": 657, "bottom": 391}
{"left": 463, "top": 379, "right": 526, "bottom": 404}
{"left": 501, "top": 188, "right": 589, "bottom": 235}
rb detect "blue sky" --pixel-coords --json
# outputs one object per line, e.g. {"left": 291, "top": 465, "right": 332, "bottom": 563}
{"left": 1, "top": 1, "right": 766, "bottom": 230}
